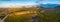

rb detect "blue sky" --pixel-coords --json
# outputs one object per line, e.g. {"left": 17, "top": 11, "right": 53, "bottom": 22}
{"left": 0, "top": 0, "right": 38, "bottom": 7}
{"left": 0, "top": 0, "right": 60, "bottom": 7}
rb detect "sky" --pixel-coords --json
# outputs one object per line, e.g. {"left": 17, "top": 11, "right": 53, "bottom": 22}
{"left": 0, "top": 0, "right": 60, "bottom": 7}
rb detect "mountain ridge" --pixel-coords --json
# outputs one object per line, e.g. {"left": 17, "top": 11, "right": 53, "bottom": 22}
{"left": 41, "top": 4, "right": 60, "bottom": 8}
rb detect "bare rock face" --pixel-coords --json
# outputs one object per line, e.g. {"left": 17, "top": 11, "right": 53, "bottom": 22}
{"left": 30, "top": 14, "right": 38, "bottom": 22}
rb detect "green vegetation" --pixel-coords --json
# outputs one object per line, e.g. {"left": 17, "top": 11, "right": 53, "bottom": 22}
{"left": 4, "top": 7, "right": 38, "bottom": 22}
{"left": 38, "top": 7, "right": 60, "bottom": 22}
{"left": 0, "top": 6, "right": 60, "bottom": 22}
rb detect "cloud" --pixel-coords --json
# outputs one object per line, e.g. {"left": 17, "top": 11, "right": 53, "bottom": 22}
{"left": 42, "top": 1, "right": 60, "bottom": 4}
{"left": 0, "top": 2, "right": 37, "bottom": 8}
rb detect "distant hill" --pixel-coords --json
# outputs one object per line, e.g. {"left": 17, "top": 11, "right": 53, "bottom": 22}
{"left": 41, "top": 4, "right": 60, "bottom": 8}
{"left": 54, "top": 5, "right": 60, "bottom": 12}
{"left": 55, "top": 5, "right": 60, "bottom": 9}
